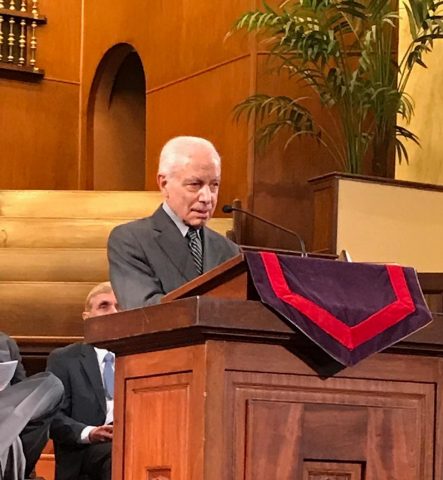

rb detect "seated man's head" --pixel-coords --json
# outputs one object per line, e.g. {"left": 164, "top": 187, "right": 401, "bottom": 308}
{"left": 157, "top": 136, "right": 221, "bottom": 227}
{"left": 82, "top": 281, "right": 119, "bottom": 320}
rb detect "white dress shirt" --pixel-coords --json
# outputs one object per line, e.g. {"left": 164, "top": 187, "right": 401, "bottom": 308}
{"left": 79, "top": 348, "right": 114, "bottom": 443}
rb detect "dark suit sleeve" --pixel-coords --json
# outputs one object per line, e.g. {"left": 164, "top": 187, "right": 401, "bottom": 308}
{"left": 7, "top": 335, "right": 26, "bottom": 384}
{"left": 108, "top": 224, "right": 165, "bottom": 309}
{"left": 46, "top": 350, "right": 88, "bottom": 445}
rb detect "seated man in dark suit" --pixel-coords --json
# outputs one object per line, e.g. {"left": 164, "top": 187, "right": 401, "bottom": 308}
{"left": 0, "top": 332, "right": 64, "bottom": 480}
{"left": 46, "top": 282, "right": 119, "bottom": 480}
{"left": 108, "top": 135, "right": 240, "bottom": 310}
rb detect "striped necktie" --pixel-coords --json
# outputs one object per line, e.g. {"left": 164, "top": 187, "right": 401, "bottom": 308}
{"left": 186, "top": 228, "right": 203, "bottom": 275}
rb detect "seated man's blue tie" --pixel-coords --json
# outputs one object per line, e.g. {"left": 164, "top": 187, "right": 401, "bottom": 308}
{"left": 103, "top": 352, "right": 114, "bottom": 399}
{"left": 186, "top": 228, "right": 203, "bottom": 275}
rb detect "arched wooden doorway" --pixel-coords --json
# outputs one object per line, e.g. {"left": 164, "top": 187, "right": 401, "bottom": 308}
{"left": 88, "top": 44, "right": 146, "bottom": 190}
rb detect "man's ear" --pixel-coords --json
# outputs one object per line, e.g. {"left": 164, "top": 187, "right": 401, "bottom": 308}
{"left": 157, "top": 174, "right": 168, "bottom": 197}
{"left": 82, "top": 311, "right": 89, "bottom": 321}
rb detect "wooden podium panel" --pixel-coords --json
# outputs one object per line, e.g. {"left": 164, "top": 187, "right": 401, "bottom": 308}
{"left": 86, "top": 295, "right": 443, "bottom": 480}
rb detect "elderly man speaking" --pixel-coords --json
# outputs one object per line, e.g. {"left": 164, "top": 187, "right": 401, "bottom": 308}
{"left": 107, "top": 136, "right": 240, "bottom": 310}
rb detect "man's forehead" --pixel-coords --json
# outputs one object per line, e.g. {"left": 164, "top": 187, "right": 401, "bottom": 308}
{"left": 91, "top": 292, "right": 115, "bottom": 304}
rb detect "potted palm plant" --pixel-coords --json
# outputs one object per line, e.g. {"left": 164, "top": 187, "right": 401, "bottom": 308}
{"left": 231, "top": 0, "right": 443, "bottom": 177}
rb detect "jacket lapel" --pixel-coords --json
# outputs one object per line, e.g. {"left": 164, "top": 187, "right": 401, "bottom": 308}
{"left": 152, "top": 207, "right": 197, "bottom": 281}
{"left": 203, "top": 227, "right": 223, "bottom": 272}
{"left": 79, "top": 344, "right": 107, "bottom": 415}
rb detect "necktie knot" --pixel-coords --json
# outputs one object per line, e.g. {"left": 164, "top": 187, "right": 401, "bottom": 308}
{"left": 186, "top": 228, "right": 198, "bottom": 240}
{"left": 104, "top": 352, "right": 114, "bottom": 364}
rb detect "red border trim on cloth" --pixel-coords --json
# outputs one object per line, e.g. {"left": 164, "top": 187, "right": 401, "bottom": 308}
{"left": 260, "top": 252, "right": 416, "bottom": 350}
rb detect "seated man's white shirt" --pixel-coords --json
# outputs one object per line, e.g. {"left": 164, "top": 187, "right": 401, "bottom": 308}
{"left": 79, "top": 348, "right": 114, "bottom": 444}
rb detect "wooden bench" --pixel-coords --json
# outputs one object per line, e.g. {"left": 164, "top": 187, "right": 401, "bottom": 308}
{"left": 0, "top": 190, "right": 233, "bottom": 373}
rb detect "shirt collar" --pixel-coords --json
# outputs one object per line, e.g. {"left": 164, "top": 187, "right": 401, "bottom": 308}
{"left": 94, "top": 347, "right": 114, "bottom": 364}
{"left": 162, "top": 201, "right": 198, "bottom": 238}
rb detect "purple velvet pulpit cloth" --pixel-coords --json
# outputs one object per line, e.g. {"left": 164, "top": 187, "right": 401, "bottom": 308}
{"left": 245, "top": 251, "right": 433, "bottom": 366}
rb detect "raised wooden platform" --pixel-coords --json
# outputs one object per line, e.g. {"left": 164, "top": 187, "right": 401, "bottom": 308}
{"left": 0, "top": 190, "right": 233, "bottom": 373}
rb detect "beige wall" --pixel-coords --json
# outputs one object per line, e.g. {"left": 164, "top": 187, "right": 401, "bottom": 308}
{"left": 396, "top": 5, "right": 443, "bottom": 186}
{"left": 336, "top": 178, "right": 443, "bottom": 271}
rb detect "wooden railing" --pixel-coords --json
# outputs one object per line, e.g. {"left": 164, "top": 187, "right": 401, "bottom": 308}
{"left": 0, "top": 0, "right": 46, "bottom": 79}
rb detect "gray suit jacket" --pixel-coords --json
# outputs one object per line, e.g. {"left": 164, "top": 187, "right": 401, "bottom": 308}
{"left": 108, "top": 205, "right": 240, "bottom": 310}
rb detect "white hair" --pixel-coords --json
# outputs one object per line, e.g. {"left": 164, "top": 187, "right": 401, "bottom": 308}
{"left": 158, "top": 136, "right": 221, "bottom": 177}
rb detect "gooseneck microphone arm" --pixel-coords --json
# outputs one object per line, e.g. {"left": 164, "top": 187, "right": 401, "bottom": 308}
{"left": 222, "top": 204, "right": 307, "bottom": 257}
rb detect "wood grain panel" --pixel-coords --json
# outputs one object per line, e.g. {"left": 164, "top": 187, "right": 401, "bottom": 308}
{"left": 0, "top": 248, "right": 107, "bottom": 281}
{"left": 0, "top": 218, "right": 122, "bottom": 248}
{"left": 37, "top": 0, "right": 81, "bottom": 81}
{"left": 0, "top": 190, "right": 163, "bottom": 218}
{"left": 145, "top": 58, "right": 251, "bottom": 216}
{"left": 0, "top": 282, "right": 96, "bottom": 336}
{"left": 0, "top": 216, "right": 233, "bottom": 248}
{"left": 228, "top": 371, "right": 435, "bottom": 479}
{"left": 224, "top": 342, "right": 443, "bottom": 383}
{"left": 124, "top": 373, "right": 191, "bottom": 480}
{"left": 302, "top": 404, "right": 368, "bottom": 460}
{"left": 244, "top": 400, "right": 303, "bottom": 480}
{"left": 248, "top": 54, "right": 339, "bottom": 249}
{"left": 303, "top": 461, "right": 362, "bottom": 480}
{"left": 82, "top": 0, "right": 251, "bottom": 91}
{"left": 365, "top": 407, "right": 426, "bottom": 479}
{"left": 0, "top": 81, "right": 79, "bottom": 190}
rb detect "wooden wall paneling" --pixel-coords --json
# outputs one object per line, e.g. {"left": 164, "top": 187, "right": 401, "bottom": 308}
{"left": 37, "top": 0, "right": 82, "bottom": 82}
{"left": 145, "top": 58, "right": 251, "bottom": 215}
{"left": 82, "top": 0, "right": 252, "bottom": 92}
{"left": 0, "top": 0, "right": 82, "bottom": 191}
{"left": 79, "top": 0, "right": 253, "bottom": 195}
{"left": 310, "top": 176, "right": 338, "bottom": 253}
{"left": 247, "top": 55, "right": 339, "bottom": 249}
{"left": 0, "top": 81, "right": 80, "bottom": 189}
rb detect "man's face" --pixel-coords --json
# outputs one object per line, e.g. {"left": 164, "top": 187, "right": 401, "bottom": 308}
{"left": 158, "top": 147, "right": 220, "bottom": 227}
{"left": 82, "top": 292, "right": 119, "bottom": 320}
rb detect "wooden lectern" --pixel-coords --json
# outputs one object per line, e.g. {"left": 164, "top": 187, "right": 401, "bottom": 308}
{"left": 85, "top": 254, "right": 443, "bottom": 480}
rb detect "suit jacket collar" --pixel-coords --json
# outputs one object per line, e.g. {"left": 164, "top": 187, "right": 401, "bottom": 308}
{"left": 79, "top": 343, "right": 107, "bottom": 415}
{"left": 151, "top": 206, "right": 198, "bottom": 281}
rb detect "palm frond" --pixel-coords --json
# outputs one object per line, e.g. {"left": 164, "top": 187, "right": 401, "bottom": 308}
{"left": 232, "top": 0, "right": 443, "bottom": 173}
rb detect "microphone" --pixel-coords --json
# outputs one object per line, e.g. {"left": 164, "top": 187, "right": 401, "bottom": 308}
{"left": 222, "top": 204, "right": 307, "bottom": 256}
